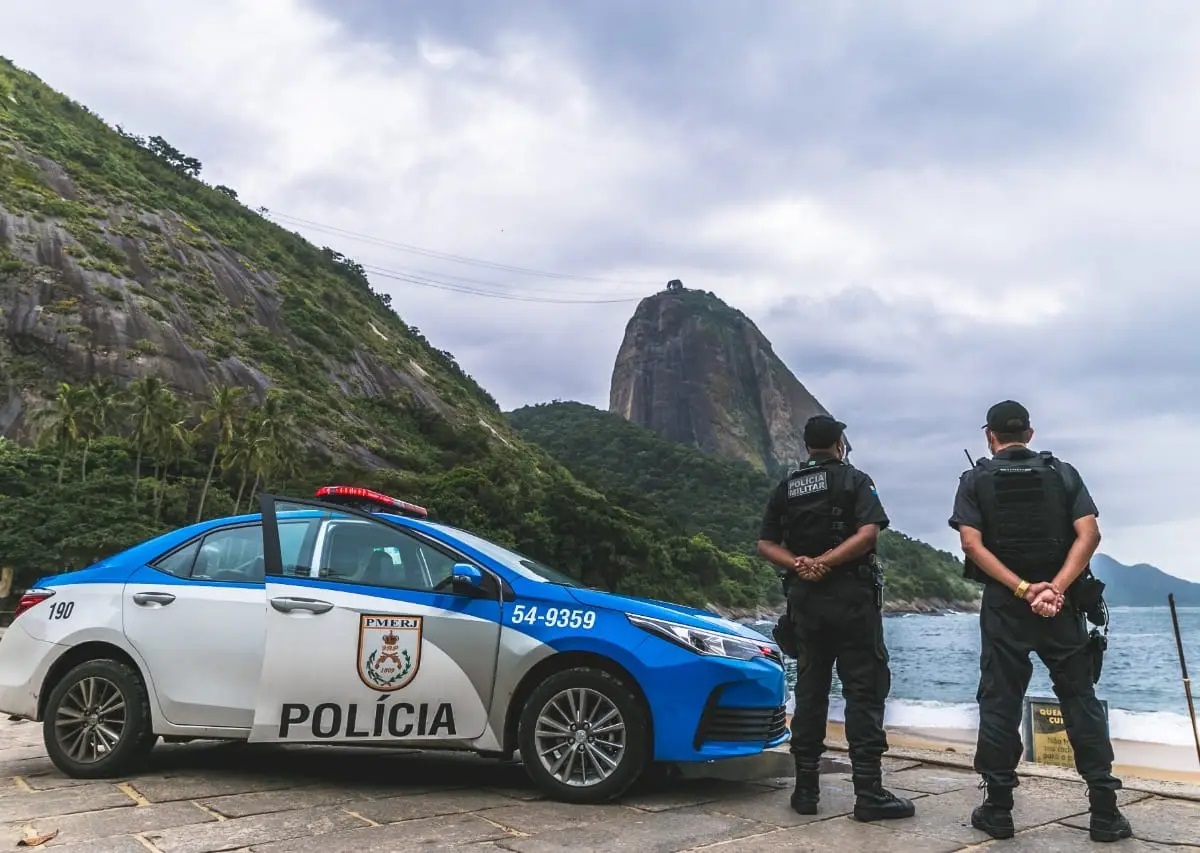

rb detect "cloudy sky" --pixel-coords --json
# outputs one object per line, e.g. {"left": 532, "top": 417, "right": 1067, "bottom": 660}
{"left": 5, "top": 0, "right": 1200, "bottom": 581}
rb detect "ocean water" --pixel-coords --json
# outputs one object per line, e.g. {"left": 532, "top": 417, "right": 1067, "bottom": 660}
{"left": 749, "top": 606, "right": 1200, "bottom": 748}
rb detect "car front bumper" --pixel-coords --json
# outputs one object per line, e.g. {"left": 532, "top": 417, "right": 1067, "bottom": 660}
{"left": 638, "top": 640, "right": 789, "bottom": 763}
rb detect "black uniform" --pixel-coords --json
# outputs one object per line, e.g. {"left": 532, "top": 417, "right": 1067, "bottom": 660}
{"left": 760, "top": 449, "right": 912, "bottom": 820}
{"left": 950, "top": 445, "right": 1124, "bottom": 827}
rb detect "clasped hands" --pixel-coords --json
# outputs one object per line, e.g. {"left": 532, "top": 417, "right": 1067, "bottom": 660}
{"left": 1025, "top": 581, "right": 1064, "bottom": 617}
{"left": 792, "top": 555, "right": 830, "bottom": 582}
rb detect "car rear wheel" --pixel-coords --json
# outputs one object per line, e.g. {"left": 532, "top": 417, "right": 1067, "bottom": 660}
{"left": 517, "top": 666, "right": 648, "bottom": 804}
{"left": 43, "top": 659, "right": 156, "bottom": 779}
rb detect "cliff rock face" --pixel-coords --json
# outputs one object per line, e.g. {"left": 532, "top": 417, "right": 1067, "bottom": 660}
{"left": 609, "top": 287, "right": 830, "bottom": 476}
{"left": 0, "top": 57, "right": 501, "bottom": 464}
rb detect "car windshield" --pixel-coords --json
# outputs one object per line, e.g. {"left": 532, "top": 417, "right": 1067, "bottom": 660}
{"left": 430, "top": 524, "right": 583, "bottom": 587}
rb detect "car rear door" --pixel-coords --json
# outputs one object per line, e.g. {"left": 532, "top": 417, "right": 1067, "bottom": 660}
{"left": 122, "top": 521, "right": 276, "bottom": 730}
{"left": 248, "top": 495, "right": 504, "bottom": 746}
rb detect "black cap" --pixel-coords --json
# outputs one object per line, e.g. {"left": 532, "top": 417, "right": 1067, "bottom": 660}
{"left": 983, "top": 400, "right": 1031, "bottom": 432}
{"left": 803, "top": 414, "right": 846, "bottom": 448}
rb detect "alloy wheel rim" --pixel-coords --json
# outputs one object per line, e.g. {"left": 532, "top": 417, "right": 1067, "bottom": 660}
{"left": 533, "top": 687, "right": 626, "bottom": 787}
{"left": 54, "top": 676, "right": 127, "bottom": 763}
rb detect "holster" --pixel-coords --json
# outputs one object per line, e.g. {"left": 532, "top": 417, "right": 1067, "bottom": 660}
{"left": 1068, "top": 571, "right": 1107, "bottom": 627}
{"left": 1088, "top": 627, "right": 1107, "bottom": 684}
{"left": 772, "top": 610, "right": 799, "bottom": 659}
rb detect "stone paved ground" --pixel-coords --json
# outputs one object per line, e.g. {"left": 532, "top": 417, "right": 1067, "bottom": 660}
{"left": 1, "top": 716, "right": 1198, "bottom": 852}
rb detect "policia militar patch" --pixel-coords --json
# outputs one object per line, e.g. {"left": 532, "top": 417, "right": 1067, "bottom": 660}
{"left": 788, "top": 468, "right": 829, "bottom": 499}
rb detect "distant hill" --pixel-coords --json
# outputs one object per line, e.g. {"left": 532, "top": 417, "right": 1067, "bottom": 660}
{"left": 1090, "top": 554, "right": 1200, "bottom": 607}
{"left": 507, "top": 401, "right": 980, "bottom": 612}
{"left": 608, "top": 286, "right": 829, "bottom": 477}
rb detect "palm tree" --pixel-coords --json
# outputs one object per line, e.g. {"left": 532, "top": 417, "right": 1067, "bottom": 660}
{"left": 78, "top": 378, "right": 120, "bottom": 482}
{"left": 126, "top": 375, "right": 171, "bottom": 508}
{"left": 222, "top": 423, "right": 256, "bottom": 515}
{"left": 31, "top": 382, "right": 87, "bottom": 485}
{"left": 244, "top": 390, "right": 301, "bottom": 509}
{"left": 149, "top": 392, "right": 192, "bottom": 524}
{"left": 194, "top": 383, "right": 247, "bottom": 521}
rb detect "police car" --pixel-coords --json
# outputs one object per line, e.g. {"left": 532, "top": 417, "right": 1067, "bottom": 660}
{"left": 0, "top": 487, "right": 787, "bottom": 803}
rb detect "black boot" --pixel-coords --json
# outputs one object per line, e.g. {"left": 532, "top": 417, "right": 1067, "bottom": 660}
{"left": 970, "top": 781, "right": 1015, "bottom": 840}
{"left": 1088, "top": 788, "right": 1132, "bottom": 843}
{"left": 851, "top": 770, "right": 916, "bottom": 821}
{"left": 790, "top": 755, "right": 820, "bottom": 815}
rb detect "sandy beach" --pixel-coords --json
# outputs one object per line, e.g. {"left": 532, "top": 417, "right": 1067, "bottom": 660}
{"left": 809, "top": 719, "right": 1200, "bottom": 785}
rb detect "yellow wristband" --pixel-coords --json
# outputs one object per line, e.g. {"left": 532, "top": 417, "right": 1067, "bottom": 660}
{"left": 1014, "top": 580, "right": 1029, "bottom": 599}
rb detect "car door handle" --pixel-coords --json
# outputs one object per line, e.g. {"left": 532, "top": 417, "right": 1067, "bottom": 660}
{"left": 132, "top": 591, "right": 176, "bottom": 606}
{"left": 269, "top": 596, "right": 333, "bottom": 614}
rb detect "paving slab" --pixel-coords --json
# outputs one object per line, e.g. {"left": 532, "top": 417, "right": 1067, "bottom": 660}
{"left": 492, "top": 806, "right": 773, "bottom": 852}
{"left": 17, "top": 836, "right": 151, "bottom": 853}
{"left": 443, "top": 799, "right": 635, "bottom": 835}
{"left": 610, "top": 778, "right": 773, "bottom": 813}
{"left": 883, "top": 765, "right": 983, "bottom": 795}
{"left": 248, "top": 813, "right": 515, "bottom": 852}
{"left": 143, "top": 804, "right": 369, "bottom": 853}
{"left": 4, "top": 801, "right": 216, "bottom": 848}
{"left": 0, "top": 784, "right": 136, "bottom": 823}
{"left": 695, "top": 773, "right": 929, "bottom": 829}
{"left": 1060, "top": 795, "right": 1200, "bottom": 847}
{"left": 694, "top": 816, "right": 964, "bottom": 852}
{"left": 972, "top": 821, "right": 1187, "bottom": 852}
{"left": 344, "top": 789, "right": 527, "bottom": 823}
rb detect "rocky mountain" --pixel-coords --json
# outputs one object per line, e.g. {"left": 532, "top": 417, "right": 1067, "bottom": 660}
{"left": 609, "top": 284, "right": 829, "bottom": 476}
{"left": 0, "top": 56, "right": 775, "bottom": 612}
{"left": 508, "top": 401, "right": 980, "bottom": 613}
{"left": 1090, "top": 554, "right": 1200, "bottom": 608}
{"left": 0, "top": 59, "right": 499, "bottom": 469}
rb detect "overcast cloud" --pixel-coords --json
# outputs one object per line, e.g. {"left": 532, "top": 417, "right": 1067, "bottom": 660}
{"left": 4, "top": 0, "right": 1199, "bottom": 580}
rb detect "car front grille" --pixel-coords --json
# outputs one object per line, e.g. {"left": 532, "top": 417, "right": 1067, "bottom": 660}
{"left": 694, "top": 702, "right": 788, "bottom": 746}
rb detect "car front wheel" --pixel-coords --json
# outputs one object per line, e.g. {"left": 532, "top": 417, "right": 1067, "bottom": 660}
{"left": 42, "top": 659, "right": 157, "bottom": 779}
{"left": 517, "top": 666, "right": 649, "bottom": 804}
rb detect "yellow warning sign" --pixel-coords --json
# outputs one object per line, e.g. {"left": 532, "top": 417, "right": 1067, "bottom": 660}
{"left": 1022, "top": 697, "right": 1109, "bottom": 768}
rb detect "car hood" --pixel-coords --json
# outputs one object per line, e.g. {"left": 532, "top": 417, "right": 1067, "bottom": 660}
{"left": 565, "top": 587, "right": 773, "bottom": 643}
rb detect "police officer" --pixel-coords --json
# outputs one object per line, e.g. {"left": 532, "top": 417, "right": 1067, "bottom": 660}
{"left": 757, "top": 414, "right": 915, "bottom": 821}
{"left": 949, "top": 400, "right": 1132, "bottom": 843}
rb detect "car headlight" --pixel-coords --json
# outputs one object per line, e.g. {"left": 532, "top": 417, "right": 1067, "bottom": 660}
{"left": 626, "top": 613, "right": 779, "bottom": 662}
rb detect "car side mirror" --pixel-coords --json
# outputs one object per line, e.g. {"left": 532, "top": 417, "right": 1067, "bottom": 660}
{"left": 451, "top": 563, "right": 483, "bottom": 589}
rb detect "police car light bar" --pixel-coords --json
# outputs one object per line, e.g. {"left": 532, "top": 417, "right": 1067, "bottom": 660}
{"left": 314, "top": 485, "right": 429, "bottom": 519}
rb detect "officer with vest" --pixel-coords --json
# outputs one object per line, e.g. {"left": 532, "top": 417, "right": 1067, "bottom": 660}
{"left": 949, "top": 400, "right": 1132, "bottom": 843}
{"left": 757, "top": 414, "right": 915, "bottom": 822}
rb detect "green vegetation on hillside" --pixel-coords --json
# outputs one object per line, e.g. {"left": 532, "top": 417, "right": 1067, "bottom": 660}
{"left": 0, "top": 56, "right": 495, "bottom": 432}
{"left": 508, "top": 401, "right": 978, "bottom": 606}
{"left": 0, "top": 57, "right": 783, "bottom": 611}
{"left": 0, "top": 377, "right": 778, "bottom": 611}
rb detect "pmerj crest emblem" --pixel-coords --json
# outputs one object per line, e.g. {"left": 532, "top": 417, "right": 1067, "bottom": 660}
{"left": 358, "top": 614, "right": 422, "bottom": 691}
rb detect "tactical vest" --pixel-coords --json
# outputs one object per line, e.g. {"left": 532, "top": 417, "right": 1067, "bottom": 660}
{"left": 969, "top": 450, "right": 1075, "bottom": 583}
{"left": 781, "top": 459, "right": 857, "bottom": 559}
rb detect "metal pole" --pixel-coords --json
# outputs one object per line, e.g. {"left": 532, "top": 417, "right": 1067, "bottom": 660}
{"left": 1168, "top": 593, "right": 1200, "bottom": 766}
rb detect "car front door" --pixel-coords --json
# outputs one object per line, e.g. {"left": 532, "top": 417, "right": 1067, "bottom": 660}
{"left": 248, "top": 496, "right": 504, "bottom": 746}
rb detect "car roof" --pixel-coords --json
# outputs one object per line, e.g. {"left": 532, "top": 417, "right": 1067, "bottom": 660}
{"left": 103, "top": 508, "right": 475, "bottom": 568}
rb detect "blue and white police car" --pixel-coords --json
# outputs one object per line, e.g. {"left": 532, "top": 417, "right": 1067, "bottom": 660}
{"left": 0, "top": 486, "right": 787, "bottom": 802}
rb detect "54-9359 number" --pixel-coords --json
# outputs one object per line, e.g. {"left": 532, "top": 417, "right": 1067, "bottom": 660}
{"left": 509, "top": 604, "right": 595, "bottom": 630}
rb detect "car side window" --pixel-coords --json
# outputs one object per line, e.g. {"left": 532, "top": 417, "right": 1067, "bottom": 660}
{"left": 191, "top": 525, "right": 265, "bottom": 583}
{"left": 318, "top": 519, "right": 468, "bottom": 593}
{"left": 151, "top": 540, "right": 200, "bottom": 577}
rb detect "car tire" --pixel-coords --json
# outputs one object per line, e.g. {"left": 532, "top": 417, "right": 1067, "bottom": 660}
{"left": 517, "top": 666, "right": 649, "bottom": 804}
{"left": 42, "top": 659, "right": 157, "bottom": 779}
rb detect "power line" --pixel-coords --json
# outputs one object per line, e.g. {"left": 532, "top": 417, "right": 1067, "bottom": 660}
{"left": 264, "top": 209, "right": 659, "bottom": 288}
{"left": 360, "top": 263, "right": 641, "bottom": 304}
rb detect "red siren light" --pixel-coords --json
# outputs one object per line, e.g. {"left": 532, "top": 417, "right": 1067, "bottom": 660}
{"left": 314, "top": 485, "right": 429, "bottom": 519}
